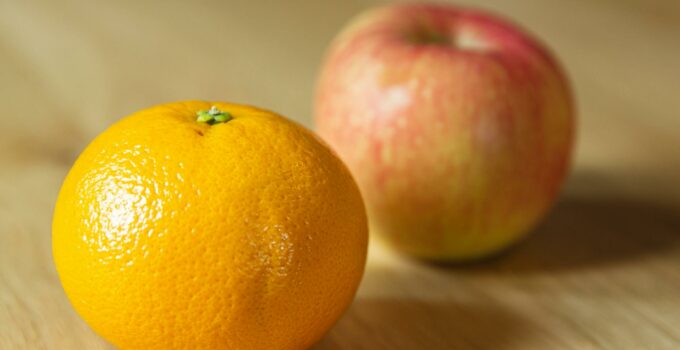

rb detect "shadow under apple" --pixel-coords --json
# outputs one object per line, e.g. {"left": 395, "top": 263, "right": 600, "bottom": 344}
{"left": 440, "top": 171, "right": 680, "bottom": 273}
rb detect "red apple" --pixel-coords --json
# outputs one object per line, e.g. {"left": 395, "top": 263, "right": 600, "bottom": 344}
{"left": 314, "top": 3, "right": 575, "bottom": 260}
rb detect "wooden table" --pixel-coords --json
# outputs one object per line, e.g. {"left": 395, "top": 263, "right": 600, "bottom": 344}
{"left": 2, "top": 0, "right": 679, "bottom": 348}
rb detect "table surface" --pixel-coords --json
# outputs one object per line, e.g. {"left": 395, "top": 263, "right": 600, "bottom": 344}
{"left": 2, "top": 0, "right": 680, "bottom": 349}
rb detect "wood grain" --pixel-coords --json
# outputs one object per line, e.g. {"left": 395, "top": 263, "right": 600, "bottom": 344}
{"left": 1, "top": 0, "right": 679, "bottom": 349}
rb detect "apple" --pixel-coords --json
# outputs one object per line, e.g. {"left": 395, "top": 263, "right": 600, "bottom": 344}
{"left": 314, "top": 3, "right": 575, "bottom": 260}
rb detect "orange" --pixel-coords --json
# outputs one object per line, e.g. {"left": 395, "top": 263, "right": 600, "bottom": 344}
{"left": 52, "top": 101, "right": 368, "bottom": 349}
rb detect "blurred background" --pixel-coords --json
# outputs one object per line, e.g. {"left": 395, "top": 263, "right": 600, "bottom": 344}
{"left": 1, "top": 0, "right": 679, "bottom": 349}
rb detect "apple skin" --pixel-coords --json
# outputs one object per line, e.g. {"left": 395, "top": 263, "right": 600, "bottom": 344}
{"left": 314, "top": 3, "right": 575, "bottom": 260}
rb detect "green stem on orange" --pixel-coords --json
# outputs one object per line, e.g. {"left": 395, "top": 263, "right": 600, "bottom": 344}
{"left": 196, "top": 106, "right": 233, "bottom": 125}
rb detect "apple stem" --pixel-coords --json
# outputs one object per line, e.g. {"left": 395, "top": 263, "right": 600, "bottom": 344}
{"left": 196, "top": 106, "right": 233, "bottom": 125}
